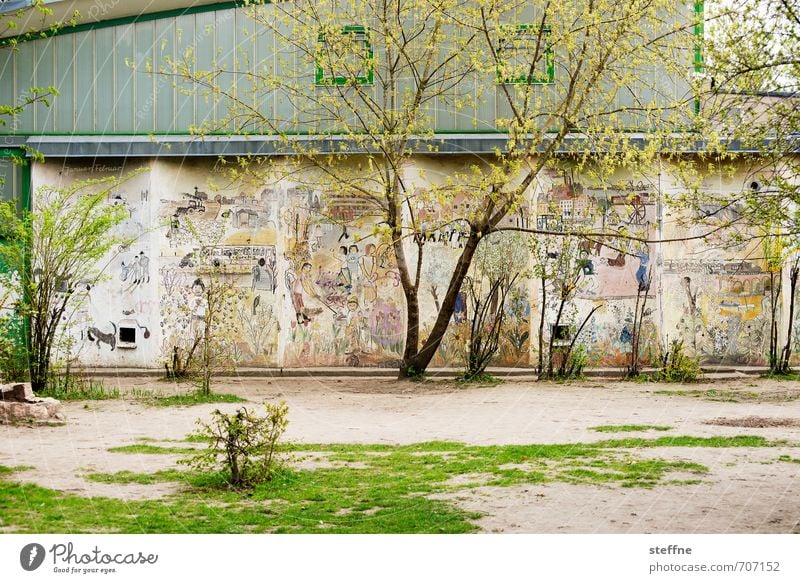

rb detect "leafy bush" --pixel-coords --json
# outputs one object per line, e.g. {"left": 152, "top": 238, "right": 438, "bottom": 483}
{"left": 653, "top": 339, "right": 701, "bottom": 383}
{"left": 0, "top": 313, "right": 28, "bottom": 383}
{"left": 560, "top": 342, "right": 588, "bottom": 379}
{"left": 183, "top": 402, "right": 290, "bottom": 488}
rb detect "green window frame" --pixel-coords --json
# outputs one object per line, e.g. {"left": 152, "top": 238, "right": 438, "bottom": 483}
{"left": 496, "top": 25, "right": 554, "bottom": 85}
{"left": 316, "top": 25, "right": 374, "bottom": 86}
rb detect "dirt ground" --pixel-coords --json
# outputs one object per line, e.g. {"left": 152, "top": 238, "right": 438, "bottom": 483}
{"left": 1, "top": 375, "right": 800, "bottom": 533}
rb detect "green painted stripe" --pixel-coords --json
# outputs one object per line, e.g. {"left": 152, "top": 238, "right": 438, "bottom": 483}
{"left": 0, "top": 1, "right": 252, "bottom": 47}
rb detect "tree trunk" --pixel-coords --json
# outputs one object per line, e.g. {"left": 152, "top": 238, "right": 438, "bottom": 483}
{"left": 400, "top": 230, "right": 481, "bottom": 377}
{"left": 768, "top": 271, "right": 781, "bottom": 373}
{"left": 400, "top": 287, "right": 420, "bottom": 371}
{"left": 538, "top": 278, "right": 546, "bottom": 374}
{"left": 545, "top": 295, "right": 567, "bottom": 379}
{"left": 779, "top": 261, "right": 799, "bottom": 373}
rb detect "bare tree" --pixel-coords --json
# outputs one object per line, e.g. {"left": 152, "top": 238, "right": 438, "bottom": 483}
{"left": 166, "top": 0, "right": 700, "bottom": 378}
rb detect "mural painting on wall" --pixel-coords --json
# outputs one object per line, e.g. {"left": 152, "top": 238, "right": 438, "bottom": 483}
{"left": 660, "top": 176, "right": 772, "bottom": 366}
{"left": 410, "top": 189, "right": 532, "bottom": 368}
{"left": 535, "top": 169, "right": 658, "bottom": 366}
{"left": 32, "top": 161, "right": 159, "bottom": 367}
{"left": 281, "top": 187, "right": 404, "bottom": 367}
{"left": 663, "top": 260, "right": 770, "bottom": 365}
{"left": 159, "top": 181, "right": 279, "bottom": 367}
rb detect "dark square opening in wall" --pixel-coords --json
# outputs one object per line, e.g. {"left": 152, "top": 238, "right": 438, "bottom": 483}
{"left": 551, "top": 325, "right": 571, "bottom": 341}
{"left": 119, "top": 327, "right": 136, "bottom": 343}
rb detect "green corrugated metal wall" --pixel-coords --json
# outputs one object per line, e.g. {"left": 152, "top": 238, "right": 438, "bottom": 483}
{"left": 0, "top": 3, "right": 696, "bottom": 136}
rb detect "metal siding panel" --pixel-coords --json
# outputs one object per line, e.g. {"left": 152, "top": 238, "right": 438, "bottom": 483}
{"left": 194, "top": 11, "right": 216, "bottom": 130}
{"left": 215, "top": 10, "right": 236, "bottom": 132}
{"left": 235, "top": 8, "right": 257, "bottom": 133}
{"left": 134, "top": 22, "right": 155, "bottom": 133}
{"left": 476, "top": 72, "right": 495, "bottom": 132}
{"left": 0, "top": 47, "right": 16, "bottom": 133}
{"left": 74, "top": 31, "right": 96, "bottom": 132}
{"left": 174, "top": 14, "right": 196, "bottom": 133}
{"left": 15, "top": 43, "right": 35, "bottom": 132}
{"left": 253, "top": 8, "right": 274, "bottom": 131}
{"left": 155, "top": 19, "right": 176, "bottom": 132}
{"left": 94, "top": 28, "right": 115, "bottom": 133}
{"left": 114, "top": 25, "right": 135, "bottom": 132}
{"left": 34, "top": 39, "right": 56, "bottom": 133}
{"left": 457, "top": 75, "right": 480, "bottom": 132}
{"left": 273, "top": 16, "right": 296, "bottom": 133}
{"left": 53, "top": 35, "right": 75, "bottom": 133}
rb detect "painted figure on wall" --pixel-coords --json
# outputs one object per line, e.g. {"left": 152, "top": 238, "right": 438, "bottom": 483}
{"left": 289, "top": 262, "right": 328, "bottom": 324}
{"left": 360, "top": 243, "right": 378, "bottom": 305}
{"left": 190, "top": 278, "right": 207, "bottom": 338}
{"left": 344, "top": 295, "right": 369, "bottom": 364}
{"left": 251, "top": 256, "right": 276, "bottom": 293}
{"left": 335, "top": 246, "right": 352, "bottom": 293}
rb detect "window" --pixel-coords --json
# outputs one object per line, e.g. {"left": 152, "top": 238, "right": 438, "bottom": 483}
{"left": 316, "top": 25, "right": 374, "bottom": 86}
{"left": 497, "top": 25, "right": 554, "bottom": 85}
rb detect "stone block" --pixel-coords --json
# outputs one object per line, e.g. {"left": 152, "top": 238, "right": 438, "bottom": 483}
{"left": 0, "top": 397, "right": 65, "bottom": 425}
{"left": 0, "top": 382, "right": 35, "bottom": 402}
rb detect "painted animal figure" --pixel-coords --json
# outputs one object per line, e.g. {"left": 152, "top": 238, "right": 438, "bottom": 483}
{"left": 607, "top": 252, "right": 626, "bottom": 268}
{"left": 87, "top": 323, "right": 117, "bottom": 351}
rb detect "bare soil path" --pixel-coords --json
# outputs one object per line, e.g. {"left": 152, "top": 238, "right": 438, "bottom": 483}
{"left": 1, "top": 376, "right": 799, "bottom": 533}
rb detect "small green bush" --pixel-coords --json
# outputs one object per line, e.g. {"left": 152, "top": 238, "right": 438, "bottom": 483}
{"left": 183, "top": 402, "right": 290, "bottom": 489}
{"left": 561, "top": 342, "right": 588, "bottom": 379}
{"left": 0, "top": 314, "right": 28, "bottom": 383}
{"left": 653, "top": 339, "right": 701, "bottom": 383}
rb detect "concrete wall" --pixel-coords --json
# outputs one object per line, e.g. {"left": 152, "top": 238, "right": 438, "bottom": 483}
{"left": 30, "top": 155, "right": 787, "bottom": 370}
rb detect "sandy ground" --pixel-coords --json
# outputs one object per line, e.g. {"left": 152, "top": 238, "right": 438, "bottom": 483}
{"left": 1, "top": 375, "right": 799, "bottom": 533}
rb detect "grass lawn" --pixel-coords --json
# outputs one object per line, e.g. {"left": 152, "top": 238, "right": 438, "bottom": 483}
{"left": 0, "top": 435, "right": 779, "bottom": 534}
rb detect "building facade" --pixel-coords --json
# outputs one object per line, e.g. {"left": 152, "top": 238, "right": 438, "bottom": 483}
{"left": 3, "top": 1, "right": 790, "bottom": 370}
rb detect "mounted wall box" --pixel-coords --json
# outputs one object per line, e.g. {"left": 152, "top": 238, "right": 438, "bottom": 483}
{"left": 117, "top": 319, "right": 138, "bottom": 349}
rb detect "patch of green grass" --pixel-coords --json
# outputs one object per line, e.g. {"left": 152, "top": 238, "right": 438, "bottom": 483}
{"left": 0, "top": 435, "right": 777, "bottom": 534}
{"left": 454, "top": 372, "right": 504, "bottom": 386}
{"left": 39, "top": 378, "right": 120, "bottom": 401}
{"left": 85, "top": 469, "right": 188, "bottom": 485}
{"left": 778, "top": 455, "right": 800, "bottom": 464}
{"left": 107, "top": 444, "right": 196, "bottom": 455}
{"left": 762, "top": 372, "right": 800, "bottom": 381}
{"left": 655, "top": 389, "right": 747, "bottom": 402}
{"left": 0, "top": 468, "right": 477, "bottom": 534}
{"left": 150, "top": 392, "right": 246, "bottom": 407}
{"left": 0, "top": 465, "right": 33, "bottom": 476}
{"left": 590, "top": 425, "right": 672, "bottom": 433}
{"left": 655, "top": 388, "right": 800, "bottom": 403}
{"left": 590, "top": 435, "right": 774, "bottom": 448}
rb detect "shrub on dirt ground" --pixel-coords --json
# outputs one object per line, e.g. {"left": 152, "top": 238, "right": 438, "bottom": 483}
{"left": 651, "top": 339, "right": 701, "bottom": 383}
{"left": 183, "top": 402, "right": 290, "bottom": 488}
{"left": 0, "top": 314, "right": 27, "bottom": 383}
